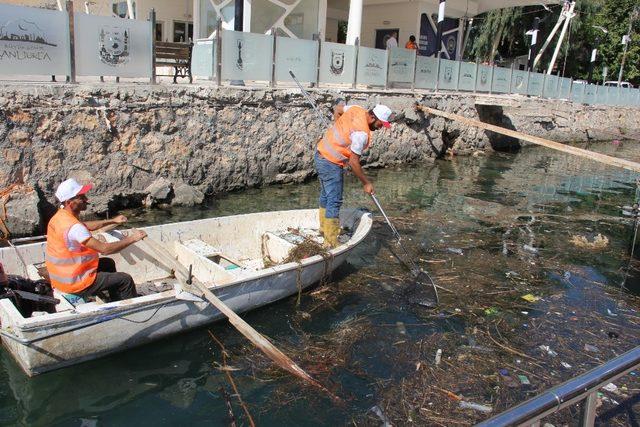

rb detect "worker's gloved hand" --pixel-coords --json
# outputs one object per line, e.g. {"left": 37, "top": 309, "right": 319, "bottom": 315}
{"left": 112, "top": 214, "right": 128, "bottom": 224}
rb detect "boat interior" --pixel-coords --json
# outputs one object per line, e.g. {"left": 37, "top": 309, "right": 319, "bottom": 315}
{"left": 0, "top": 209, "right": 368, "bottom": 320}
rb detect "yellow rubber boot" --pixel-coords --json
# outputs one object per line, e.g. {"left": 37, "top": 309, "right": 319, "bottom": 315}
{"left": 318, "top": 208, "right": 327, "bottom": 236}
{"left": 324, "top": 218, "right": 340, "bottom": 248}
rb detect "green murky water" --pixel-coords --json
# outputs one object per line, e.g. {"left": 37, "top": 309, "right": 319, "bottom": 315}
{"left": 2, "top": 142, "right": 640, "bottom": 426}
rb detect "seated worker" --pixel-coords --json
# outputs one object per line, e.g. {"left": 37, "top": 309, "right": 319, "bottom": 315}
{"left": 45, "top": 178, "right": 147, "bottom": 302}
{"left": 405, "top": 35, "right": 418, "bottom": 50}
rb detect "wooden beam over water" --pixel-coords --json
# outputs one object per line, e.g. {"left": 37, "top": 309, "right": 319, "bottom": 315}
{"left": 417, "top": 105, "right": 640, "bottom": 174}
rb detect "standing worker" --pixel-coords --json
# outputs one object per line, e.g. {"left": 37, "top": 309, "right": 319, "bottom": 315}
{"left": 386, "top": 32, "right": 398, "bottom": 49}
{"left": 46, "top": 178, "right": 147, "bottom": 302}
{"left": 315, "top": 104, "right": 393, "bottom": 247}
{"left": 405, "top": 35, "right": 418, "bottom": 50}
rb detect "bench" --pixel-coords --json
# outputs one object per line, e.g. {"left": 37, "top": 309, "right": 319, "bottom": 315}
{"left": 155, "top": 41, "right": 193, "bottom": 83}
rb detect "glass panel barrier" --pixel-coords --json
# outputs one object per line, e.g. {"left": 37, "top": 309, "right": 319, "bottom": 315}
{"left": 275, "top": 37, "right": 318, "bottom": 83}
{"left": 457, "top": 62, "right": 476, "bottom": 92}
{"left": 221, "top": 30, "right": 273, "bottom": 82}
{"left": 595, "top": 86, "right": 608, "bottom": 105}
{"left": 558, "top": 78, "right": 572, "bottom": 99}
{"left": 583, "top": 84, "right": 596, "bottom": 105}
{"left": 319, "top": 41, "right": 356, "bottom": 85}
{"left": 511, "top": 70, "right": 528, "bottom": 95}
{"left": 192, "top": 39, "right": 215, "bottom": 78}
{"left": 437, "top": 58, "right": 459, "bottom": 91}
{"left": 527, "top": 73, "right": 544, "bottom": 97}
{"left": 0, "top": 3, "right": 71, "bottom": 76}
{"left": 414, "top": 56, "right": 438, "bottom": 90}
{"left": 388, "top": 47, "right": 416, "bottom": 83}
{"left": 571, "top": 83, "right": 586, "bottom": 104}
{"left": 75, "top": 13, "right": 152, "bottom": 77}
{"left": 356, "top": 46, "right": 388, "bottom": 87}
{"left": 491, "top": 66, "right": 511, "bottom": 93}
{"left": 543, "top": 75, "right": 559, "bottom": 98}
{"left": 475, "top": 65, "right": 493, "bottom": 93}
{"left": 606, "top": 86, "right": 619, "bottom": 106}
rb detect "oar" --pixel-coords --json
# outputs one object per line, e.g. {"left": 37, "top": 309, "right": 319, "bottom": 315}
{"left": 370, "top": 194, "right": 439, "bottom": 306}
{"left": 135, "top": 236, "right": 340, "bottom": 401}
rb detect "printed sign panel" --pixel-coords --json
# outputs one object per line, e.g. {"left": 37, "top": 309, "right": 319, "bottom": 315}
{"left": 543, "top": 75, "right": 559, "bottom": 98}
{"left": 192, "top": 39, "right": 215, "bottom": 78}
{"left": 527, "top": 73, "right": 544, "bottom": 97}
{"left": 221, "top": 30, "right": 273, "bottom": 81}
{"left": 571, "top": 83, "right": 586, "bottom": 104}
{"left": 558, "top": 78, "right": 571, "bottom": 99}
{"left": 388, "top": 47, "right": 415, "bottom": 83}
{"left": 319, "top": 41, "right": 356, "bottom": 85}
{"left": 457, "top": 62, "right": 476, "bottom": 92}
{"left": 511, "top": 70, "right": 528, "bottom": 95}
{"left": 583, "top": 84, "right": 596, "bottom": 105}
{"left": 414, "top": 56, "right": 438, "bottom": 90}
{"left": 475, "top": 65, "right": 493, "bottom": 92}
{"left": 275, "top": 37, "right": 318, "bottom": 83}
{"left": 491, "top": 67, "right": 511, "bottom": 93}
{"left": 438, "top": 58, "right": 459, "bottom": 91}
{"left": 0, "top": 3, "right": 70, "bottom": 76}
{"left": 595, "top": 86, "right": 608, "bottom": 104}
{"left": 75, "top": 13, "right": 152, "bottom": 77}
{"left": 356, "top": 46, "right": 387, "bottom": 87}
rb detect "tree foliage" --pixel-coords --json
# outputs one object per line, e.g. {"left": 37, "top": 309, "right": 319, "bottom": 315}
{"left": 466, "top": 0, "right": 640, "bottom": 85}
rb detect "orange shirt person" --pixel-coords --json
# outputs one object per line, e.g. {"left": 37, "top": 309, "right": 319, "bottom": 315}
{"left": 45, "top": 178, "right": 146, "bottom": 302}
{"left": 405, "top": 35, "right": 418, "bottom": 50}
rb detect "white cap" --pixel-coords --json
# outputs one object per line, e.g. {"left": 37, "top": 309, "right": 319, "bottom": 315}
{"left": 372, "top": 104, "right": 393, "bottom": 128}
{"left": 55, "top": 178, "right": 93, "bottom": 203}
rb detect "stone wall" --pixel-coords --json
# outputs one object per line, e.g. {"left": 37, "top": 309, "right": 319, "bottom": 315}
{"left": 0, "top": 84, "right": 638, "bottom": 236}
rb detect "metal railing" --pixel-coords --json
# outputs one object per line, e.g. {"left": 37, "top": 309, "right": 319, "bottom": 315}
{"left": 476, "top": 346, "right": 640, "bottom": 427}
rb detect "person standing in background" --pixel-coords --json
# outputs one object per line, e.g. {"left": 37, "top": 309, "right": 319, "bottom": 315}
{"left": 405, "top": 35, "right": 418, "bottom": 50}
{"left": 386, "top": 32, "right": 398, "bottom": 49}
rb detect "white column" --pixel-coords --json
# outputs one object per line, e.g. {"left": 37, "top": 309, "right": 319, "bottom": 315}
{"left": 194, "top": 0, "right": 201, "bottom": 39}
{"left": 317, "top": 0, "right": 327, "bottom": 41}
{"left": 456, "top": 18, "right": 464, "bottom": 60}
{"left": 346, "top": 0, "right": 363, "bottom": 46}
{"left": 243, "top": 0, "right": 251, "bottom": 32}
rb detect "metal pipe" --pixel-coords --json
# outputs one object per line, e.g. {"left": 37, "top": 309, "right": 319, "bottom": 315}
{"left": 477, "top": 346, "right": 640, "bottom": 426}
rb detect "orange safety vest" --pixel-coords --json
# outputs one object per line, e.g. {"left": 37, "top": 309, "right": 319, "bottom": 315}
{"left": 405, "top": 41, "right": 418, "bottom": 50}
{"left": 317, "top": 105, "right": 372, "bottom": 167}
{"left": 45, "top": 209, "right": 99, "bottom": 293}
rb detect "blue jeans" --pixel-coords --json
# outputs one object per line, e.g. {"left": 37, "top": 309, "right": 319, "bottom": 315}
{"left": 315, "top": 152, "right": 344, "bottom": 219}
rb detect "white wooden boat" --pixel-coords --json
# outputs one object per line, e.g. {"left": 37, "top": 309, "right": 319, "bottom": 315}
{"left": 0, "top": 208, "right": 372, "bottom": 377}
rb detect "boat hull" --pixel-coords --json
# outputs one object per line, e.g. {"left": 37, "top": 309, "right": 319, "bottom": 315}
{"left": 0, "top": 209, "right": 371, "bottom": 376}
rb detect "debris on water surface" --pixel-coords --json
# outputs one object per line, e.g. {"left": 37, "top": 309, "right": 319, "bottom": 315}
{"left": 369, "top": 405, "right": 393, "bottom": 427}
{"left": 561, "top": 361, "right": 572, "bottom": 369}
{"left": 584, "top": 344, "right": 600, "bottom": 353}
{"left": 484, "top": 307, "right": 500, "bottom": 316}
{"left": 283, "top": 232, "right": 328, "bottom": 263}
{"left": 569, "top": 234, "right": 609, "bottom": 250}
{"left": 607, "top": 308, "right": 618, "bottom": 317}
{"left": 459, "top": 401, "right": 493, "bottom": 413}
{"left": 603, "top": 383, "right": 618, "bottom": 393}
{"left": 523, "top": 244, "right": 539, "bottom": 254}
{"left": 521, "top": 294, "right": 541, "bottom": 303}
{"left": 434, "top": 348, "right": 442, "bottom": 365}
{"left": 447, "top": 247, "right": 464, "bottom": 255}
{"left": 539, "top": 345, "right": 558, "bottom": 357}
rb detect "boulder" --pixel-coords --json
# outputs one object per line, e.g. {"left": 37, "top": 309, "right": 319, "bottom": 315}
{"left": 1, "top": 185, "right": 41, "bottom": 237}
{"left": 144, "top": 177, "right": 173, "bottom": 206}
{"left": 171, "top": 183, "right": 204, "bottom": 207}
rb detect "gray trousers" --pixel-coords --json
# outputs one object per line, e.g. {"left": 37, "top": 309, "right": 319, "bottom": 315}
{"left": 81, "top": 258, "right": 138, "bottom": 301}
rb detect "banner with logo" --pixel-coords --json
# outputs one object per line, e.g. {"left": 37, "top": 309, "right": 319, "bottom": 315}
{"left": 275, "top": 37, "right": 318, "bottom": 83}
{"left": 0, "top": 4, "right": 70, "bottom": 76}
{"left": 221, "top": 30, "right": 273, "bottom": 81}
{"left": 438, "top": 58, "right": 459, "bottom": 90}
{"left": 418, "top": 13, "right": 459, "bottom": 59}
{"left": 415, "top": 56, "right": 438, "bottom": 89}
{"left": 388, "top": 47, "right": 415, "bottom": 83}
{"left": 356, "top": 46, "right": 387, "bottom": 87}
{"left": 75, "top": 13, "right": 152, "bottom": 77}
{"left": 319, "top": 41, "right": 356, "bottom": 85}
{"left": 475, "top": 65, "right": 493, "bottom": 92}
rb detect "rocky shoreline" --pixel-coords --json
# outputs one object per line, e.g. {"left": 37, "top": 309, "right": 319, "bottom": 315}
{"left": 1, "top": 83, "right": 638, "bottom": 236}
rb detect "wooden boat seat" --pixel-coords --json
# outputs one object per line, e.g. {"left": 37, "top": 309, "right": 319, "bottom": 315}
{"left": 262, "top": 232, "right": 296, "bottom": 264}
{"left": 173, "top": 240, "right": 237, "bottom": 285}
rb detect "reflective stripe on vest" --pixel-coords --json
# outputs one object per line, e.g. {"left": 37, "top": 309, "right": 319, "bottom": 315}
{"left": 317, "top": 105, "right": 371, "bottom": 167}
{"left": 45, "top": 209, "right": 99, "bottom": 294}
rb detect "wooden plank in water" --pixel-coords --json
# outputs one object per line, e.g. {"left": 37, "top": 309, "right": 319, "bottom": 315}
{"left": 417, "top": 105, "right": 640, "bottom": 174}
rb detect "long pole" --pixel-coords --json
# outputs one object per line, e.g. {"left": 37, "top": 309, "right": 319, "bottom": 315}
{"left": 434, "top": 0, "right": 446, "bottom": 58}
{"left": 547, "top": 1, "right": 575, "bottom": 75}
{"left": 533, "top": 9, "right": 566, "bottom": 70}
{"left": 618, "top": 8, "right": 638, "bottom": 85}
{"left": 527, "top": 17, "right": 540, "bottom": 71}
